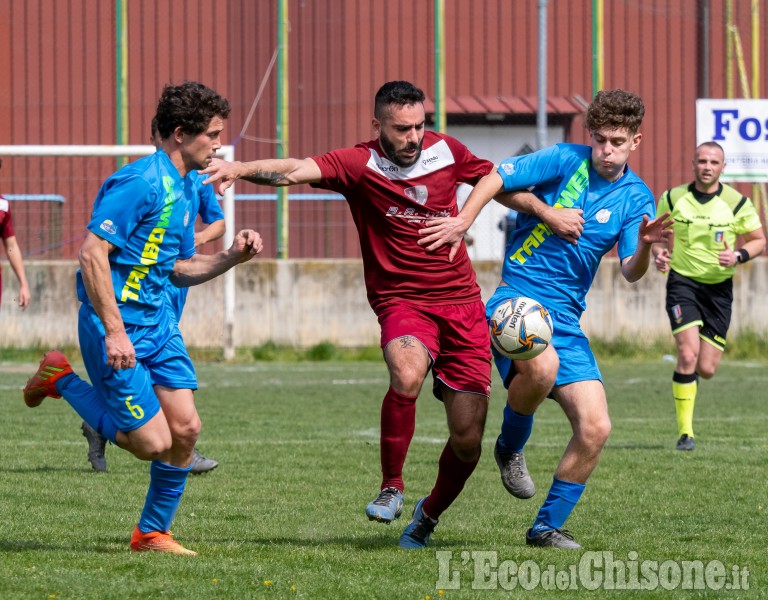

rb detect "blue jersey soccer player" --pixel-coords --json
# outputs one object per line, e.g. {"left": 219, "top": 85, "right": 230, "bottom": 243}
{"left": 80, "top": 156, "right": 226, "bottom": 473}
{"left": 419, "top": 89, "right": 672, "bottom": 548}
{"left": 23, "top": 81, "right": 262, "bottom": 555}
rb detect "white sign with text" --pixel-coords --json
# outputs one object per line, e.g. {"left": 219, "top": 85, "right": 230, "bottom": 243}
{"left": 696, "top": 99, "right": 768, "bottom": 182}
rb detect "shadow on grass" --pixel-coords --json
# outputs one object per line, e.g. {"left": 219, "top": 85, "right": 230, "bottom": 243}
{"left": 1, "top": 532, "right": 486, "bottom": 554}
{"left": 215, "top": 534, "right": 457, "bottom": 551}
{"left": 0, "top": 465, "right": 99, "bottom": 474}
{"left": 606, "top": 443, "right": 669, "bottom": 450}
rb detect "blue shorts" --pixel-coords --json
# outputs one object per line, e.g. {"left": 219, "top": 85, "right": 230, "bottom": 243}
{"left": 486, "top": 286, "right": 602, "bottom": 389}
{"left": 164, "top": 284, "right": 189, "bottom": 323}
{"left": 78, "top": 304, "right": 198, "bottom": 432}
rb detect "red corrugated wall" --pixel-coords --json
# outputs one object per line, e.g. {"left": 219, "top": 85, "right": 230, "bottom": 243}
{"left": 0, "top": 0, "right": 765, "bottom": 259}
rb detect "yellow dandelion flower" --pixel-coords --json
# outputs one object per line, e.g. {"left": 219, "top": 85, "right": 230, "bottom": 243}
{"left": 264, "top": 580, "right": 273, "bottom": 586}
{"left": 438, "top": 591, "right": 445, "bottom": 596}
{"left": 210, "top": 578, "right": 219, "bottom": 584}
{"left": 291, "top": 584, "right": 297, "bottom": 592}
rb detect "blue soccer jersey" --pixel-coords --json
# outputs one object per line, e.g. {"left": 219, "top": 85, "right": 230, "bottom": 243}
{"left": 165, "top": 171, "right": 224, "bottom": 321}
{"left": 497, "top": 143, "right": 655, "bottom": 317}
{"left": 76, "top": 149, "right": 196, "bottom": 325}
{"left": 192, "top": 171, "right": 224, "bottom": 225}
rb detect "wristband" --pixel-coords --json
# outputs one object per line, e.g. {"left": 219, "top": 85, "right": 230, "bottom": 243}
{"left": 736, "top": 248, "right": 750, "bottom": 263}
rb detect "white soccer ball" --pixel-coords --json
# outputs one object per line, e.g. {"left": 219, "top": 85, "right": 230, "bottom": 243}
{"left": 489, "top": 296, "right": 553, "bottom": 360}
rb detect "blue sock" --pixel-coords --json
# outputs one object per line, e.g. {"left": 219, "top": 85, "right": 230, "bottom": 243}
{"left": 57, "top": 374, "right": 118, "bottom": 444}
{"left": 532, "top": 477, "right": 586, "bottom": 533}
{"left": 498, "top": 404, "right": 534, "bottom": 452}
{"left": 138, "top": 461, "right": 192, "bottom": 533}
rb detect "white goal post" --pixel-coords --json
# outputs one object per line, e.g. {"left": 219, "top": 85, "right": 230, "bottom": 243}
{"left": 0, "top": 145, "right": 238, "bottom": 360}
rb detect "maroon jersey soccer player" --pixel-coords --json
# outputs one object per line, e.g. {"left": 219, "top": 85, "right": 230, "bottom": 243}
{"left": 201, "top": 81, "right": 494, "bottom": 549}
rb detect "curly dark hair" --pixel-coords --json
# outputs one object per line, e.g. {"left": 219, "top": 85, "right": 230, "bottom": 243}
{"left": 154, "top": 81, "right": 231, "bottom": 139}
{"left": 585, "top": 89, "right": 645, "bottom": 134}
{"left": 374, "top": 81, "right": 425, "bottom": 120}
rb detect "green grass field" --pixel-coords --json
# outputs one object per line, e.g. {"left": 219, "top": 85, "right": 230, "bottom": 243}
{"left": 1, "top": 357, "right": 765, "bottom": 599}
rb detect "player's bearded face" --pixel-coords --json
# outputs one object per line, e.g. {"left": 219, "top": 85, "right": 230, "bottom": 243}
{"left": 376, "top": 103, "right": 426, "bottom": 168}
{"left": 379, "top": 131, "right": 423, "bottom": 168}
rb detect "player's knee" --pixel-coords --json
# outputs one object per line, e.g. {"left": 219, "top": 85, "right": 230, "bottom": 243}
{"left": 172, "top": 415, "right": 201, "bottom": 447}
{"left": 579, "top": 417, "right": 611, "bottom": 449}
{"left": 390, "top": 367, "right": 426, "bottom": 397}
{"left": 133, "top": 438, "right": 173, "bottom": 461}
{"left": 592, "top": 417, "right": 612, "bottom": 447}
{"left": 697, "top": 365, "right": 717, "bottom": 380}
{"left": 451, "top": 431, "right": 483, "bottom": 461}
{"left": 518, "top": 348, "right": 559, "bottom": 388}
{"left": 677, "top": 348, "right": 698, "bottom": 370}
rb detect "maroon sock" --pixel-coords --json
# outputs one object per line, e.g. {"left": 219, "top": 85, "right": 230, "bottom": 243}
{"left": 379, "top": 387, "right": 417, "bottom": 492}
{"left": 422, "top": 441, "right": 479, "bottom": 520}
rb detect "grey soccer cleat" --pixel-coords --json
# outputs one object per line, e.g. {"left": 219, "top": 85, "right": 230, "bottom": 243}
{"left": 526, "top": 527, "right": 582, "bottom": 549}
{"left": 81, "top": 421, "right": 107, "bottom": 472}
{"left": 494, "top": 438, "right": 535, "bottom": 498}
{"left": 190, "top": 448, "right": 219, "bottom": 474}
{"left": 676, "top": 434, "right": 695, "bottom": 451}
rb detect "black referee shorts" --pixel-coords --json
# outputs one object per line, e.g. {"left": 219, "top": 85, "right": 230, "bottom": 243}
{"left": 665, "top": 269, "right": 733, "bottom": 350}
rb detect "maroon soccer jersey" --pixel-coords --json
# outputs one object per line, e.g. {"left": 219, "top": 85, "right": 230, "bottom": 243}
{"left": 0, "top": 195, "right": 15, "bottom": 298}
{"left": 0, "top": 195, "right": 15, "bottom": 240}
{"left": 312, "top": 131, "right": 493, "bottom": 310}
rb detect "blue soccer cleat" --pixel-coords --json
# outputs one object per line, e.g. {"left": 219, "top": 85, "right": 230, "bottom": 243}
{"left": 365, "top": 487, "right": 404, "bottom": 523}
{"left": 399, "top": 496, "right": 438, "bottom": 549}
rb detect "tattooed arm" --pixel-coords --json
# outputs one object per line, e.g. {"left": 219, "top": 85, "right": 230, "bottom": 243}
{"left": 200, "top": 157, "right": 322, "bottom": 195}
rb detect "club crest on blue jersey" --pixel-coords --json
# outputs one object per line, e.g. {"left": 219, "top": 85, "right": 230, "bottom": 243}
{"left": 404, "top": 185, "right": 428, "bottom": 205}
{"left": 596, "top": 209, "right": 612, "bottom": 224}
{"left": 99, "top": 219, "right": 117, "bottom": 235}
{"left": 714, "top": 231, "right": 724, "bottom": 243}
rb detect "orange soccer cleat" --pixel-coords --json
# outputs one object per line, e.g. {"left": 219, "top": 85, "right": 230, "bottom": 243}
{"left": 22, "top": 350, "right": 74, "bottom": 408}
{"left": 130, "top": 527, "right": 198, "bottom": 556}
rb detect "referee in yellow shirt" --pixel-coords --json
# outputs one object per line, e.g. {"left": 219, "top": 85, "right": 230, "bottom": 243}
{"left": 652, "top": 141, "right": 765, "bottom": 451}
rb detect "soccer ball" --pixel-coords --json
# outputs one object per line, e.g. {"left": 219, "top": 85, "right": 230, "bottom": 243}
{"left": 489, "top": 296, "right": 553, "bottom": 360}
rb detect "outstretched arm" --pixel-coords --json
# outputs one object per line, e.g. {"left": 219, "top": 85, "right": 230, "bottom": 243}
{"left": 621, "top": 212, "right": 674, "bottom": 282}
{"left": 199, "top": 157, "right": 323, "bottom": 195}
{"left": 170, "top": 229, "right": 263, "bottom": 287}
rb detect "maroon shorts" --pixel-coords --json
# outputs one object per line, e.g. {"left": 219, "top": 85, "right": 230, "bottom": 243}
{"left": 376, "top": 300, "right": 492, "bottom": 400}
